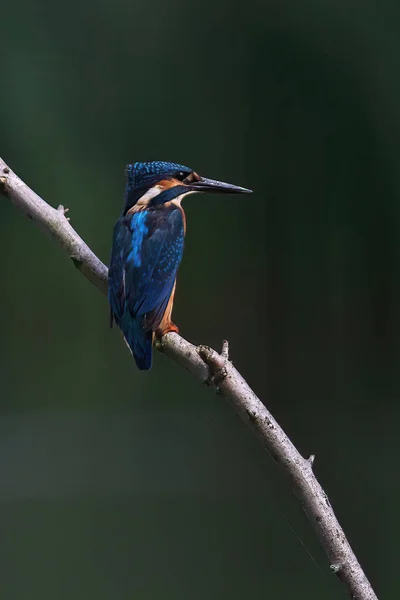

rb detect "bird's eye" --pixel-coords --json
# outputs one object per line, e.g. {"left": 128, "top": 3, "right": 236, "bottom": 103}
{"left": 176, "top": 171, "right": 187, "bottom": 181}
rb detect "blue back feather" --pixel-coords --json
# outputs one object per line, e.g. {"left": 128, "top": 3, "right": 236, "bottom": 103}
{"left": 108, "top": 206, "right": 185, "bottom": 370}
{"left": 118, "top": 313, "right": 153, "bottom": 370}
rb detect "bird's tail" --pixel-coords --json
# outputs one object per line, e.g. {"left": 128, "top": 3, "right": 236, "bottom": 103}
{"left": 121, "top": 315, "right": 153, "bottom": 370}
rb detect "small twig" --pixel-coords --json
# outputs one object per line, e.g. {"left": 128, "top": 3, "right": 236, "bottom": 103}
{"left": 57, "top": 204, "right": 70, "bottom": 221}
{"left": 0, "top": 156, "right": 378, "bottom": 600}
{"left": 221, "top": 339, "right": 229, "bottom": 359}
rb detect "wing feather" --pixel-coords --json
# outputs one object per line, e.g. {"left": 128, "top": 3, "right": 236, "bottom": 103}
{"left": 109, "top": 208, "right": 184, "bottom": 331}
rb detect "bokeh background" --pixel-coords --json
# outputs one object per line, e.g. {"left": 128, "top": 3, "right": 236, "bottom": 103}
{"left": 0, "top": 0, "right": 394, "bottom": 597}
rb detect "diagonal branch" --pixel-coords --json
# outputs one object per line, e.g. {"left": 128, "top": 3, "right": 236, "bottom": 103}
{"left": 0, "top": 156, "right": 378, "bottom": 600}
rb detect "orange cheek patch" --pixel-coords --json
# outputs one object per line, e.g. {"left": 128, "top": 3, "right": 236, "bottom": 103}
{"left": 157, "top": 178, "right": 181, "bottom": 190}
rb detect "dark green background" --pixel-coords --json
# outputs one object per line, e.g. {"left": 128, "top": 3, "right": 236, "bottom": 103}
{"left": 0, "top": 0, "right": 394, "bottom": 597}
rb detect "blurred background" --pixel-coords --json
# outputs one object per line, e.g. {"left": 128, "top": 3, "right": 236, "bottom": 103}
{"left": 0, "top": 0, "right": 394, "bottom": 597}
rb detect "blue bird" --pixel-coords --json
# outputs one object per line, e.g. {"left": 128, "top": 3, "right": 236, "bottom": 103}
{"left": 108, "top": 161, "right": 252, "bottom": 370}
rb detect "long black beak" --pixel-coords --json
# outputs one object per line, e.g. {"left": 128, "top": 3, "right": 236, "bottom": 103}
{"left": 189, "top": 176, "right": 252, "bottom": 194}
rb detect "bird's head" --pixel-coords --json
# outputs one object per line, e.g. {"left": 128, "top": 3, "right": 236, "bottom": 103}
{"left": 123, "top": 161, "right": 252, "bottom": 214}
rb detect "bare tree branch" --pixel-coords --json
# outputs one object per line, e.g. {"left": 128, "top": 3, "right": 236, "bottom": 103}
{"left": 0, "top": 156, "right": 378, "bottom": 600}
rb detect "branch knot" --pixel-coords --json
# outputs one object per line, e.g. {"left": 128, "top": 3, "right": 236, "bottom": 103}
{"left": 0, "top": 174, "right": 10, "bottom": 195}
{"left": 198, "top": 342, "right": 230, "bottom": 388}
{"left": 330, "top": 563, "right": 342, "bottom": 574}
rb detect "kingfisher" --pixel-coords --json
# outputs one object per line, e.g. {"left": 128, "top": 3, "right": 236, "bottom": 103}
{"left": 108, "top": 161, "right": 252, "bottom": 370}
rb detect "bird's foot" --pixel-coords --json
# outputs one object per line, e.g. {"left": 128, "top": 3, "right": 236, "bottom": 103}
{"left": 155, "top": 322, "right": 179, "bottom": 338}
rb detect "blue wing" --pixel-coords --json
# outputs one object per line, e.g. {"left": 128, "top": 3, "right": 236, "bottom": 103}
{"left": 108, "top": 207, "right": 184, "bottom": 368}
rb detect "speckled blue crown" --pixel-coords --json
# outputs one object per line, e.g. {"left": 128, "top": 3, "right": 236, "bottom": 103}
{"left": 125, "top": 161, "right": 191, "bottom": 190}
